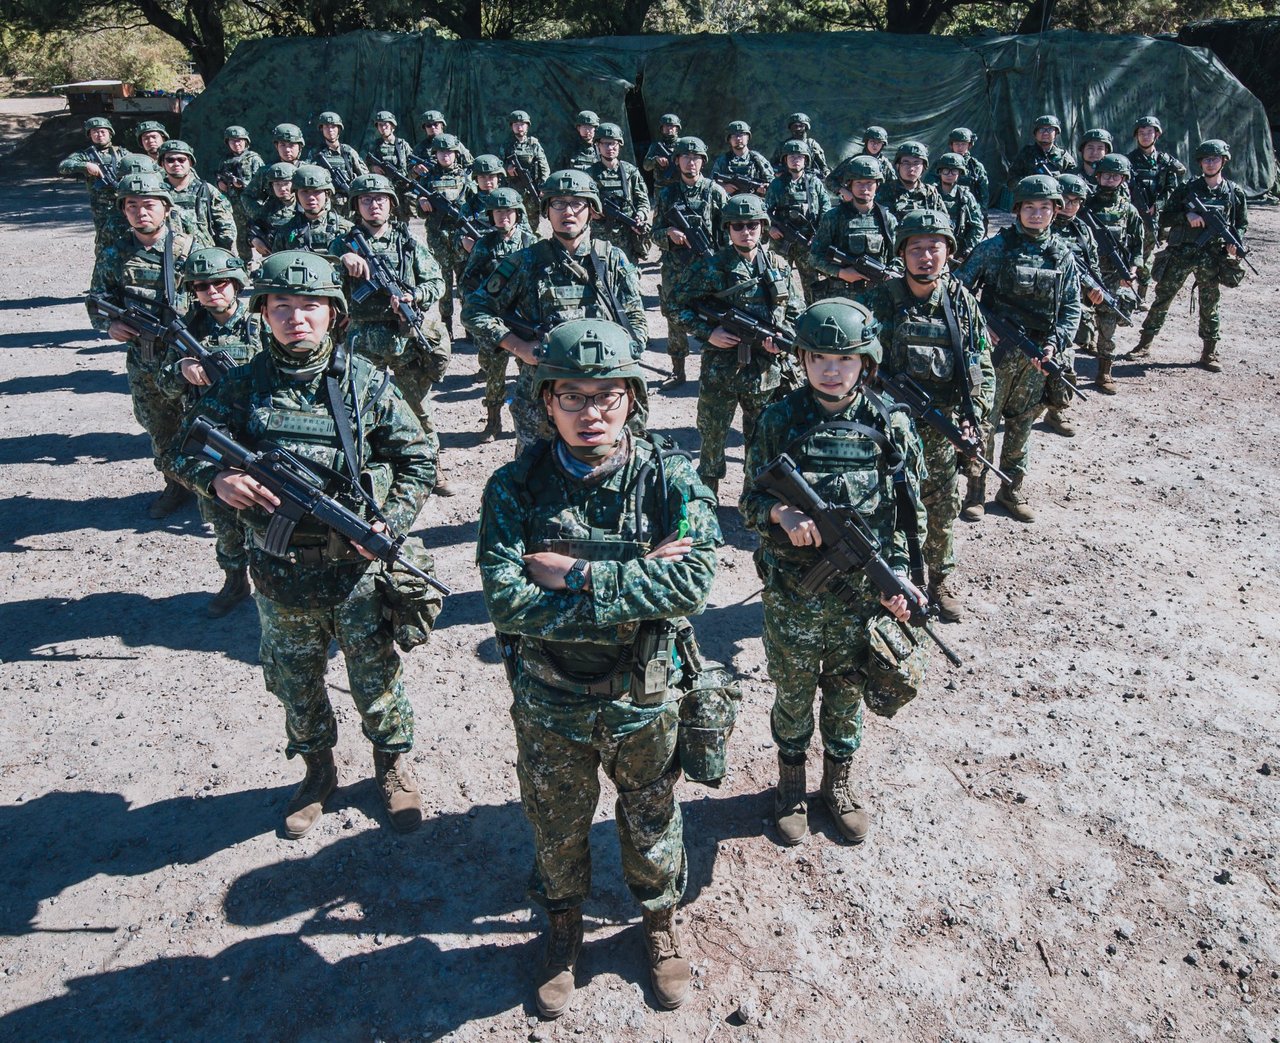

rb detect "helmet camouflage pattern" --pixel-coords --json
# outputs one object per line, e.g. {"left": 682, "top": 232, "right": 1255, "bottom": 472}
{"left": 721, "top": 193, "right": 770, "bottom": 227}
{"left": 431, "top": 133, "right": 461, "bottom": 153}
{"left": 948, "top": 127, "right": 976, "bottom": 144}
{"left": 317, "top": 111, "right": 343, "bottom": 128}
{"left": 1013, "top": 174, "right": 1064, "bottom": 205}
{"left": 1195, "top": 139, "right": 1231, "bottom": 161}
{"left": 672, "top": 136, "right": 708, "bottom": 158}
{"left": 894, "top": 141, "right": 929, "bottom": 163}
{"left": 1055, "top": 173, "right": 1091, "bottom": 198}
{"left": 118, "top": 154, "right": 161, "bottom": 176}
{"left": 787, "top": 112, "right": 811, "bottom": 128}
{"left": 794, "top": 300, "right": 882, "bottom": 362}
{"left": 1079, "top": 128, "right": 1113, "bottom": 148}
{"left": 348, "top": 172, "right": 397, "bottom": 199}
{"left": 471, "top": 154, "right": 505, "bottom": 176}
{"left": 419, "top": 109, "right": 446, "bottom": 125}
{"left": 575, "top": 110, "right": 600, "bottom": 127}
{"left": 266, "top": 161, "right": 297, "bottom": 181}
{"left": 292, "top": 163, "right": 333, "bottom": 191}
{"left": 272, "top": 123, "right": 305, "bottom": 144}
{"left": 223, "top": 125, "right": 251, "bottom": 142}
{"left": 726, "top": 120, "right": 752, "bottom": 137}
{"left": 894, "top": 208, "right": 957, "bottom": 254}
{"left": 372, "top": 110, "right": 397, "bottom": 126}
{"left": 933, "top": 151, "right": 966, "bottom": 171}
{"left": 116, "top": 171, "right": 172, "bottom": 208}
{"left": 83, "top": 117, "right": 114, "bottom": 135}
{"left": 249, "top": 250, "right": 346, "bottom": 314}
{"left": 533, "top": 318, "right": 642, "bottom": 397}
{"left": 780, "top": 139, "right": 811, "bottom": 159}
{"left": 136, "top": 120, "right": 167, "bottom": 138}
{"left": 659, "top": 113, "right": 682, "bottom": 128}
{"left": 863, "top": 125, "right": 889, "bottom": 143}
{"left": 482, "top": 186, "right": 524, "bottom": 212}
{"left": 157, "top": 139, "right": 195, "bottom": 160}
{"left": 843, "top": 155, "right": 885, "bottom": 182}
{"left": 182, "top": 247, "right": 249, "bottom": 288}
{"left": 1094, "top": 152, "right": 1132, "bottom": 178}
{"left": 1134, "top": 115, "right": 1163, "bottom": 135}
{"left": 539, "top": 168, "right": 601, "bottom": 214}
{"left": 596, "top": 123, "right": 624, "bottom": 143}
{"left": 509, "top": 109, "right": 531, "bottom": 124}
{"left": 1033, "top": 114, "right": 1063, "bottom": 132}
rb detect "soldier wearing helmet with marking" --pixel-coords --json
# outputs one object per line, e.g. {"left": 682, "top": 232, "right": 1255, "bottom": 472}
{"left": 306, "top": 111, "right": 368, "bottom": 213}
{"left": 58, "top": 117, "right": 131, "bottom": 255}
{"left": 643, "top": 113, "right": 683, "bottom": 193}
{"left": 505, "top": 110, "right": 551, "bottom": 227}
{"left": 1127, "top": 116, "right": 1187, "bottom": 307}
{"left": 710, "top": 120, "right": 774, "bottom": 197}
{"left": 1077, "top": 128, "right": 1114, "bottom": 185}
{"left": 1084, "top": 153, "right": 1143, "bottom": 392}
{"left": 558, "top": 109, "right": 601, "bottom": 174}
{"left": 1006, "top": 114, "right": 1078, "bottom": 187}
{"left": 158, "top": 139, "right": 237, "bottom": 252}
{"left": 929, "top": 152, "right": 984, "bottom": 262}
{"left": 273, "top": 163, "right": 353, "bottom": 257}
{"left": 412, "top": 110, "right": 474, "bottom": 173}
{"left": 589, "top": 122, "right": 651, "bottom": 265}
{"left": 771, "top": 112, "right": 829, "bottom": 180}
{"left": 241, "top": 123, "right": 306, "bottom": 231}
{"left": 1045, "top": 172, "right": 1101, "bottom": 438}
{"left": 808, "top": 154, "right": 898, "bottom": 299}
{"left": 926, "top": 127, "right": 990, "bottom": 224}
{"left": 764, "top": 139, "right": 832, "bottom": 302}
{"left": 878, "top": 141, "right": 946, "bottom": 219}
{"left": 215, "top": 127, "right": 266, "bottom": 261}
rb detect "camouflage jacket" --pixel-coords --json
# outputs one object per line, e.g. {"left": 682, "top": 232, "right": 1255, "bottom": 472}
{"left": 809, "top": 200, "right": 897, "bottom": 278}
{"left": 936, "top": 183, "right": 985, "bottom": 259}
{"left": 928, "top": 153, "right": 991, "bottom": 212}
{"left": 330, "top": 222, "right": 445, "bottom": 324}
{"left": 157, "top": 301, "right": 262, "bottom": 399}
{"left": 305, "top": 144, "right": 368, "bottom": 196}
{"left": 956, "top": 224, "right": 1082, "bottom": 359}
{"left": 861, "top": 274, "right": 995, "bottom": 424}
{"left": 643, "top": 136, "right": 681, "bottom": 190}
{"left": 1126, "top": 147, "right": 1187, "bottom": 216}
{"left": 710, "top": 149, "right": 774, "bottom": 192}
{"left": 1085, "top": 190, "right": 1145, "bottom": 281}
{"left": 1159, "top": 176, "right": 1247, "bottom": 255}
{"left": 1052, "top": 214, "right": 1101, "bottom": 288}
{"left": 215, "top": 150, "right": 266, "bottom": 206}
{"left": 588, "top": 159, "right": 650, "bottom": 228}
{"left": 1006, "top": 143, "right": 1078, "bottom": 186}
{"left": 876, "top": 179, "right": 947, "bottom": 220}
{"left": 167, "top": 176, "right": 237, "bottom": 251}
{"left": 367, "top": 137, "right": 413, "bottom": 178}
{"left": 477, "top": 434, "right": 719, "bottom": 734}
{"left": 450, "top": 194, "right": 496, "bottom": 255}
{"left": 412, "top": 136, "right": 474, "bottom": 170}
{"left": 416, "top": 166, "right": 478, "bottom": 242}
{"left": 461, "top": 232, "right": 647, "bottom": 352}
{"left": 652, "top": 177, "right": 729, "bottom": 270}
{"left": 100, "top": 206, "right": 197, "bottom": 256}
{"left": 171, "top": 340, "right": 435, "bottom": 608}
{"left": 460, "top": 224, "right": 539, "bottom": 297}
{"left": 58, "top": 144, "right": 130, "bottom": 208}
{"left": 764, "top": 173, "right": 832, "bottom": 227}
{"left": 87, "top": 227, "right": 193, "bottom": 365}
{"left": 242, "top": 156, "right": 299, "bottom": 217}
{"left": 506, "top": 136, "right": 551, "bottom": 190}
{"left": 740, "top": 387, "right": 926, "bottom": 582}
{"left": 272, "top": 209, "right": 353, "bottom": 258}
{"left": 556, "top": 138, "right": 597, "bottom": 174}
{"left": 771, "top": 135, "right": 829, "bottom": 178}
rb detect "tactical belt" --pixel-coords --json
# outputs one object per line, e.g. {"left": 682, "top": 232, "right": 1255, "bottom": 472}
{"left": 521, "top": 640, "right": 632, "bottom": 697}
{"left": 250, "top": 529, "right": 362, "bottom": 565}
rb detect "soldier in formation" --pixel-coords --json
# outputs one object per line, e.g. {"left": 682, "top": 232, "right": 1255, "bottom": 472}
{"left": 157, "top": 139, "right": 237, "bottom": 251}
{"left": 644, "top": 113, "right": 683, "bottom": 194}
{"left": 215, "top": 126, "right": 265, "bottom": 262}
{"left": 1006, "top": 114, "right": 1077, "bottom": 185}
{"left": 58, "top": 116, "right": 130, "bottom": 255}
{"left": 808, "top": 155, "right": 897, "bottom": 299}
{"left": 1127, "top": 115, "right": 1188, "bottom": 307}
{"left": 764, "top": 139, "right": 831, "bottom": 302}
{"left": 306, "top": 111, "right": 367, "bottom": 213}
{"left": 505, "top": 109, "right": 551, "bottom": 227}
{"left": 588, "top": 122, "right": 651, "bottom": 265}
{"left": 711, "top": 121, "right": 773, "bottom": 197}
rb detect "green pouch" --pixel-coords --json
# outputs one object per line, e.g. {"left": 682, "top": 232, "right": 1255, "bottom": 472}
{"left": 861, "top": 613, "right": 928, "bottom": 718}
{"left": 1215, "top": 254, "right": 1246, "bottom": 288}
{"left": 674, "top": 627, "right": 742, "bottom": 786}
{"left": 376, "top": 536, "right": 444, "bottom": 652}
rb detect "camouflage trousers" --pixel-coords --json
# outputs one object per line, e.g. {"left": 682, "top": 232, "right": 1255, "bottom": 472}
{"left": 695, "top": 350, "right": 777, "bottom": 483}
{"left": 199, "top": 492, "right": 247, "bottom": 572}
{"left": 90, "top": 196, "right": 115, "bottom": 257}
{"left": 760, "top": 559, "right": 869, "bottom": 760}
{"left": 1141, "top": 248, "right": 1224, "bottom": 343}
{"left": 1137, "top": 216, "right": 1158, "bottom": 296}
{"left": 919, "top": 426, "right": 960, "bottom": 582}
{"left": 477, "top": 337, "right": 513, "bottom": 411}
{"left": 595, "top": 221, "right": 648, "bottom": 266}
{"left": 659, "top": 262, "right": 691, "bottom": 360}
{"left": 986, "top": 349, "right": 1048, "bottom": 483}
{"left": 425, "top": 227, "right": 458, "bottom": 329}
{"left": 348, "top": 321, "right": 450, "bottom": 424}
{"left": 512, "top": 700, "right": 685, "bottom": 913}
{"left": 255, "top": 570, "right": 412, "bottom": 758}
{"left": 231, "top": 202, "right": 253, "bottom": 264}
{"left": 1096, "top": 286, "right": 1138, "bottom": 362}
{"left": 125, "top": 351, "right": 186, "bottom": 472}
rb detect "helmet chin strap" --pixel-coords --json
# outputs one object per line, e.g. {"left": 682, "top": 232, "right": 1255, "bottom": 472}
{"left": 907, "top": 269, "right": 943, "bottom": 285}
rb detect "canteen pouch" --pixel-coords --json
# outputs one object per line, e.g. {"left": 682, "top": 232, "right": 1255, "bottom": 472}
{"left": 674, "top": 626, "right": 742, "bottom": 786}
{"left": 376, "top": 536, "right": 444, "bottom": 652}
{"left": 861, "top": 613, "right": 928, "bottom": 718}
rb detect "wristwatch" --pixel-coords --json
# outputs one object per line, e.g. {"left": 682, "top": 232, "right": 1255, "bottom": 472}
{"left": 564, "top": 558, "right": 590, "bottom": 594}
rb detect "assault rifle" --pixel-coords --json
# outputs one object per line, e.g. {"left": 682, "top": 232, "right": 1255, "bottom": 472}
{"left": 182, "top": 418, "right": 451, "bottom": 596}
{"left": 692, "top": 300, "right": 795, "bottom": 368}
{"left": 754, "top": 453, "right": 962, "bottom": 666}
{"left": 769, "top": 208, "right": 815, "bottom": 249}
{"left": 979, "top": 305, "right": 1090, "bottom": 402}
{"left": 873, "top": 371, "right": 1011, "bottom": 485}
{"left": 1078, "top": 264, "right": 1134, "bottom": 326}
{"left": 1079, "top": 207, "right": 1135, "bottom": 277}
{"left": 88, "top": 147, "right": 121, "bottom": 190}
{"left": 601, "top": 196, "right": 646, "bottom": 236}
{"left": 86, "top": 293, "right": 234, "bottom": 379}
{"left": 1129, "top": 171, "right": 1157, "bottom": 218}
{"left": 713, "top": 170, "right": 769, "bottom": 194}
{"left": 827, "top": 246, "right": 900, "bottom": 286}
{"left": 314, "top": 152, "right": 353, "bottom": 197}
{"left": 345, "top": 230, "right": 432, "bottom": 347}
{"left": 666, "top": 205, "right": 715, "bottom": 260}
{"left": 381, "top": 163, "right": 485, "bottom": 242}
{"left": 505, "top": 153, "right": 541, "bottom": 201}
{"left": 1188, "top": 196, "right": 1258, "bottom": 275}
{"left": 221, "top": 172, "right": 247, "bottom": 191}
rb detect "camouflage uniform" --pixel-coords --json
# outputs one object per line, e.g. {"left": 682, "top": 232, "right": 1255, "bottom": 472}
{"left": 877, "top": 178, "right": 946, "bottom": 220}
{"left": 771, "top": 135, "right": 829, "bottom": 180}
{"left": 416, "top": 163, "right": 478, "bottom": 332}
{"left": 306, "top": 143, "right": 368, "bottom": 210}
{"left": 936, "top": 184, "right": 984, "bottom": 262}
{"left": 1006, "top": 143, "right": 1078, "bottom": 186}
{"left": 100, "top": 202, "right": 197, "bottom": 257}
{"left": 808, "top": 200, "right": 898, "bottom": 300}
{"left": 1085, "top": 186, "right": 1143, "bottom": 364}
{"left": 1127, "top": 144, "right": 1186, "bottom": 298}
{"left": 368, "top": 134, "right": 415, "bottom": 220}
{"left": 862, "top": 277, "right": 994, "bottom": 582}
{"left": 710, "top": 148, "right": 774, "bottom": 194}
{"left": 674, "top": 243, "right": 802, "bottom": 484}
{"left": 1052, "top": 211, "right": 1101, "bottom": 355}
{"left": 929, "top": 155, "right": 990, "bottom": 218}
{"left": 764, "top": 168, "right": 832, "bottom": 301}
{"left": 477, "top": 434, "right": 719, "bottom": 912}
{"left": 557, "top": 138, "right": 597, "bottom": 175}
{"left": 216, "top": 149, "right": 266, "bottom": 260}
{"left": 250, "top": 196, "right": 297, "bottom": 251}
{"left": 273, "top": 208, "right": 352, "bottom": 258}
{"left": 59, "top": 141, "right": 130, "bottom": 254}
{"left": 740, "top": 387, "right": 926, "bottom": 759}
{"left": 167, "top": 176, "right": 237, "bottom": 251}
{"left": 643, "top": 133, "right": 682, "bottom": 194}
{"left": 588, "top": 157, "right": 650, "bottom": 264}
{"left": 653, "top": 177, "right": 728, "bottom": 361}
{"left": 171, "top": 335, "right": 436, "bottom": 758}
{"left": 829, "top": 151, "right": 895, "bottom": 190}
{"left": 506, "top": 134, "right": 551, "bottom": 227}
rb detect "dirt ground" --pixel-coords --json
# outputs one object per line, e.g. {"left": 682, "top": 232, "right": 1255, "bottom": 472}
{"left": 1, "top": 110, "right": 1278, "bottom": 1043}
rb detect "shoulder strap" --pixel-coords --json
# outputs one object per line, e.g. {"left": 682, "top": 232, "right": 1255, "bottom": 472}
{"left": 940, "top": 285, "right": 979, "bottom": 427}
{"left": 161, "top": 232, "right": 177, "bottom": 319}
{"left": 873, "top": 203, "right": 892, "bottom": 242}
{"left": 588, "top": 242, "right": 638, "bottom": 343}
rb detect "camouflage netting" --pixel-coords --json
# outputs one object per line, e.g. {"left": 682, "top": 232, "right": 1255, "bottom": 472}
{"left": 1177, "top": 18, "right": 1280, "bottom": 158}
{"left": 182, "top": 28, "right": 1275, "bottom": 197}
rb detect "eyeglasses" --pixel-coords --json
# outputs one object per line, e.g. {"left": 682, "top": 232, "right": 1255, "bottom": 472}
{"left": 162, "top": 155, "right": 191, "bottom": 164}
{"left": 548, "top": 199, "right": 589, "bottom": 213}
{"left": 551, "top": 390, "right": 627, "bottom": 412}
{"left": 728, "top": 222, "right": 760, "bottom": 232}
{"left": 189, "top": 279, "right": 235, "bottom": 292}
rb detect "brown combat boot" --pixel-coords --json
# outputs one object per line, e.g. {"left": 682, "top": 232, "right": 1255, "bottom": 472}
{"left": 1043, "top": 408, "right": 1076, "bottom": 437}
{"left": 283, "top": 749, "right": 338, "bottom": 839}
{"left": 929, "top": 575, "right": 962, "bottom": 623}
{"left": 148, "top": 476, "right": 192, "bottom": 519}
{"left": 662, "top": 356, "right": 686, "bottom": 389}
{"left": 960, "top": 475, "right": 986, "bottom": 522}
{"left": 1199, "top": 340, "right": 1222, "bottom": 373}
{"left": 821, "top": 753, "right": 869, "bottom": 844}
{"left": 207, "top": 566, "right": 250, "bottom": 618}
{"left": 1128, "top": 330, "right": 1155, "bottom": 359}
{"left": 535, "top": 907, "right": 583, "bottom": 1019}
{"left": 480, "top": 404, "right": 503, "bottom": 442}
{"left": 642, "top": 907, "right": 691, "bottom": 1009}
{"left": 996, "top": 480, "right": 1035, "bottom": 523}
{"left": 1096, "top": 356, "right": 1117, "bottom": 394}
{"left": 433, "top": 464, "right": 456, "bottom": 498}
{"left": 373, "top": 750, "right": 423, "bottom": 833}
{"left": 774, "top": 752, "right": 808, "bottom": 846}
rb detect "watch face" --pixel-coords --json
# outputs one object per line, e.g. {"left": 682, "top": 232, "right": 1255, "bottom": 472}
{"left": 565, "top": 560, "right": 587, "bottom": 592}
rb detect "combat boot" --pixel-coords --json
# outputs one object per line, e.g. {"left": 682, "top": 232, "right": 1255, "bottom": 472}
{"left": 1199, "top": 340, "right": 1222, "bottom": 373}
{"left": 1096, "top": 356, "right": 1117, "bottom": 394}
{"left": 148, "top": 476, "right": 191, "bottom": 519}
{"left": 821, "top": 753, "right": 869, "bottom": 844}
{"left": 207, "top": 566, "right": 250, "bottom": 618}
{"left": 480, "top": 404, "right": 503, "bottom": 442}
{"left": 960, "top": 476, "right": 986, "bottom": 522}
{"left": 283, "top": 749, "right": 337, "bottom": 839}
{"left": 774, "top": 752, "right": 808, "bottom": 846}
{"left": 433, "top": 465, "right": 456, "bottom": 498}
{"left": 928, "top": 575, "right": 962, "bottom": 623}
{"left": 535, "top": 907, "right": 582, "bottom": 1019}
{"left": 663, "top": 356, "right": 687, "bottom": 389}
{"left": 373, "top": 750, "right": 423, "bottom": 833}
{"left": 642, "top": 907, "right": 691, "bottom": 1009}
{"left": 996, "top": 480, "right": 1035, "bottom": 523}
{"left": 1043, "top": 408, "right": 1076, "bottom": 437}
{"left": 1128, "top": 330, "right": 1155, "bottom": 359}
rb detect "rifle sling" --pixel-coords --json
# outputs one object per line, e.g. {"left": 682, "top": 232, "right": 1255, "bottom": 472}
{"left": 939, "top": 285, "right": 979, "bottom": 428}
{"left": 587, "top": 244, "right": 638, "bottom": 346}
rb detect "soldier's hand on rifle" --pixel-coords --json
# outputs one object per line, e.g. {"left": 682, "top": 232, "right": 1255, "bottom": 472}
{"left": 879, "top": 577, "right": 925, "bottom": 624}
{"left": 352, "top": 521, "right": 387, "bottom": 561}
{"left": 412, "top": 162, "right": 429, "bottom": 176}
{"left": 180, "top": 359, "right": 211, "bottom": 387}
{"left": 108, "top": 320, "right": 140, "bottom": 343}
{"left": 213, "top": 470, "right": 280, "bottom": 511}
{"left": 461, "top": 235, "right": 476, "bottom": 253}
{"left": 769, "top": 228, "right": 784, "bottom": 241}
{"left": 656, "top": 156, "right": 669, "bottom": 169}
{"left": 667, "top": 228, "right": 688, "bottom": 247}
{"left": 1087, "top": 287, "right": 1104, "bottom": 306}
{"left": 252, "top": 238, "right": 270, "bottom": 257}
{"left": 216, "top": 179, "right": 229, "bottom": 193}
{"left": 85, "top": 162, "right": 102, "bottom": 179}
{"left": 1188, "top": 213, "right": 1206, "bottom": 229}
{"left": 772, "top": 503, "right": 820, "bottom": 547}
{"left": 645, "top": 531, "right": 693, "bottom": 562}
{"left": 761, "top": 336, "right": 780, "bottom": 354}
{"left": 707, "top": 327, "right": 741, "bottom": 349}
{"left": 418, "top": 197, "right": 434, "bottom": 214}
{"left": 959, "top": 418, "right": 978, "bottom": 443}
{"left": 838, "top": 267, "right": 866, "bottom": 284}
{"left": 1226, "top": 244, "right": 1238, "bottom": 258}
{"left": 341, "top": 253, "right": 371, "bottom": 280}
{"left": 501, "top": 333, "right": 539, "bottom": 366}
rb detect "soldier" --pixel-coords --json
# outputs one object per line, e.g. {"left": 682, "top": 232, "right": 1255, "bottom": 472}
{"left": 831, "top": 126, "right": 894, "bottom": 188}
{"left": 461, "top": 187, "right": 539, "bottom": 443}
{"left": 157, "top": 139, "right": 237, "bottom": 251}
{"left": 99, "top": 154, "right": 196, "bottom": 255}
{"left": 248, "top": 162, "right": 298, "bottom": 257}
{"left": 87, "top": 171, "right": 194, "bottom": 518}
{"left": 241, "top": 124, "right": 306, "bottom": 226}
{"left": 877, "top": 141, "right": 946, "bottom": 218}
{"left": 1078, "top": 128, "right": 1113, "bottom": 185}
{"left": 1084, "top": 154, "right": 1143, "bottom": 393}
{"left": 477, "top": 317, "right": 719, "bottom": 1015}
{"left": 1006, "top": 115, "right": 1078, "bottom": 186}
{"left": 452, "top": 154, "right": 503, "bottom": 263}
{"left": 652, "top": 136, "right": 728, "bottom": 387}
{"left": 505, "top": 110, "right": 551, "bottom": 228}
{"left": 861, "top": 210, "right": 994, "bottom": 621}
{"left": 414, "top": 133, "right": 478, "bottom": 337}
{"left": 1046, "top": 173, "right": 1100, "bottom": 438}
{"left": 155, "top": 248, "right": 260, "bottom": 616}
{"left": 1127, "top": 115, "right": 1187, "bottom": 307}
{"left": 461, "top": 169, "right": 648, "bottom": 450}
{"left": 710, "top": 121, "right": 773, "bottom": 197}
{"left": 956, "top": 175, "right": 1082, "bottom": 523}
{"left": 171, "top": 250, "right": 437, "bottom": 838}
{"left": 930, "top": 152, "right": 984, "bottom": 262}
{"left": 674, "top": 193, "right": 802, "bottom": 495}
{"left": 557, "top": 110, "right": 600, "bottom": 173}
{"left": 367, "top": 110, "right": 412, "bottom": 179}
{"left": 928, "top": 127, "right": 989, "bottom": 220}
{"left": 412, "top": 110, "right": 474, "bottom": 171}
{"left": 588, "top": 122, "right": 650, "bottom": 265}
{"left": 808, "top": 155, "right": 898, "bottom": 300}
{"left": 739, "top": 299, "right": 926, "bottom": 845}
{"left": 306, "top": 111, "right": 368, "bottom": 213}
{"left": 1131, "top": 139, "right": 1247, "bottom": 373}
{"left": 135, "top": 120, "right": 168, "bottom": 163}
{"left": 58, "top": 116, "right": 130, "bottom": 255}
{"left": 215, "top": 126, "right": 266, "bottom": 262}
{"left": 771, "top": 112, "right": 829, "bottom": 180}
{"left": 764, "top": 139, "right": 831, "bottom": 302}
{"left": 643, "top": 113, "right": 683, "bottom": 195}
{"left": 273, "top": 164, "right": 353, "bottom": 257}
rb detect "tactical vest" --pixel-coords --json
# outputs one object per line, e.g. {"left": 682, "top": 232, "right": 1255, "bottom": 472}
{"left": 1087, "top": 195, "right": 1138, "bottom": 273}
{"left": 662, "top": 179, "right": 719, "bottom": 264}
{"left": 835, "top": 202, "right": 892, "bottom": 261}
{"left": 340, "top": 225, "right": 417, "bottom": 324}
{"left": 169, "top": 178, "right": 218, "bottom": 246}
{"left": 277, "top": 211, "right": 347, "bottom": 255}
{"left": 988, "top": 226, "right": 1071, "bottom": 335}
{"left": 881, "top": 181, "right": 944, "bottom": 218}
{"left": 717, "top": 150, "right": 769, "bottom": 183}
{"left": 1167, "top": 180, "right": 1241, "bottom": 248}
{"left": 775, "top": 174, "right": 822, "bottom": 219}
{"left": 421, "top": 168, "right": 470, "bottom": 235}
{"left": 884, "top": 281, "right": 969, "bottom": 407}
{"left": 370, "top": 138, "right": 409, "bottom": 174}
{"left": 188, "top": 304, "right": 260, "bottom": 367}
{"left": 526, "top": 238, "right": 624, "bottom": 326}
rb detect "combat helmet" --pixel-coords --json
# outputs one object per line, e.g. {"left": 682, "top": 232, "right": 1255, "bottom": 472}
{"left": 1133, "top": 115, "right": 1163, "bottom": 136}
{"left": 348, "top": 173, "right": 397, "bottom": 199}
{"left": 182, "top": 247, "right": 249, "bottom": 289}
{"left": 266, "top": 161, "right": 297, "bottom": 182}
{"left": 372, "top": 110, "right": 398, "bottom": 127}
{"left": 1055, "top": 173, "right": 1091, "bottom": 198}
{"left": 83, "top": 116, "right": 114, "bottom": 136}
{"left": 842, "top": 155, "right": 885, "bottom": 183}
{"left": 1033, "top": 114, "right": 1063, "bottom": 132}
{"left": 539, "top": 168, "right": 601, "bottom": 215}
{"left": 116, "top": 172, "right": 171, "bottom": 208}
{"left": 249, "top": 250, "right": 346, "bottom": 314}
{"left": 223, "top": 125, "right": 251, "bottom": 142}
{"left": 948, "top": 127, "right": 976, "bottom": 144}
{"left": 292, "top": 163, "right": 334, "bottom": 192}
{"left": 863, "top": 126, "right": 889, "bottom": 143}
{"left": 533, "top": 318, "right": 643, "bottom": 397}
{"left": 1094, "top": 152, "right": 1132, "bottom": 178}
{"left": 779, "top": 140, "right": 811, "bottom": 161}
{"left": 471, "top": 154, "right": 505, "bottom": 176}
{"left": 430, "top": 133, "right": 461, "bottom": 153}
{"left": 509, "top": 110, "right": 532, "bottom": 124}
{"left": 272, "top": 123, "right": 305, "bottom": 144}
{"left": 419, "top": 109, "right": 446, "bottom": 126}
{"left": 482, "top": 186, "right": 525, "bottom": 213}
{"left": 1195, "top": 139, "right": 1231, "bottom": 161}
{"left": 1012, "top": 174, "right": 1064, "bottom": 205}
{"left": 672, "top": 136, "right": 708, "bottom": 158}
{"left": 317, "top": 111, "right": 344, "bottom": 128}
{"left": 894, "top": 141, "right": 929, "bottom": 163}
{"left": 722, "top": 193, "right": 770, "bottom": 228}
{"left": 933, "top": 151, "right": 966, "bottom": 172}
{"left": 596, "top": 123, "right": 624, "bottom": 143}
{"left": 894, "top": 208, "right": 957, "bottom": 254}
{"left": 157, "top": 139, "right": 195, "bottom": 161}
{"left": 1080, "top": 128, "right": 1113, "bottom": 148}
{"left": 659, "top": 113, "right": 682, "bottom": 129}
{"left": 136, "top": 120, "right": 167, "bottom": 139}
{"left": 787, "top": 112, "right": 812, "bottom": 129}
{"left": 794, "top": 299, "right": 883, "bottom": 363}
{"left": 575, "top": 110, "right": 600, "bottom": 127}
{"left": 118, "top": 154, "right": 161, "bottom": 176}
{"left": 726, "top": 120, "right": 752, "bottom": 138}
